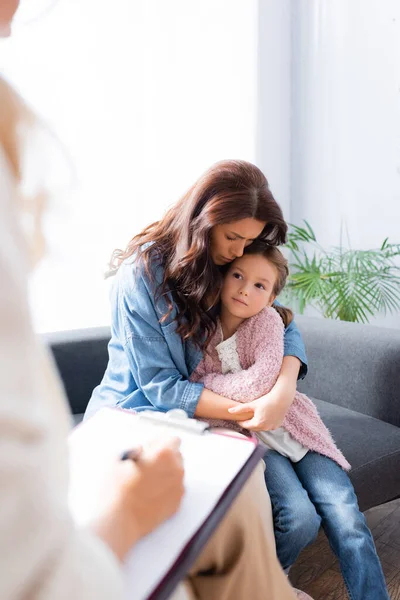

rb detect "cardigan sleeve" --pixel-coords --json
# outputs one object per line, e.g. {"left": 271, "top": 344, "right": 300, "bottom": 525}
{"left": 202, "top": 309, "right": 285, "bottom": 402}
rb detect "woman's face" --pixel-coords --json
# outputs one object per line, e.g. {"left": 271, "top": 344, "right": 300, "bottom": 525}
{"left": 0, "top": 0, "right": 19, "bottom": 36}
{"left": 210, "top": 218, "right": 266, "bottom": 266}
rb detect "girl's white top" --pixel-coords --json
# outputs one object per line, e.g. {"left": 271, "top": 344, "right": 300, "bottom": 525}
{"left": 216, "top": 333, "right": 308, "bottom": 462}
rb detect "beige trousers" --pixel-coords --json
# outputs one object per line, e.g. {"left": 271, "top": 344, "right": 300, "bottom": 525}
{"left": 183, "top": 462, "right": 296, "bottom": 600}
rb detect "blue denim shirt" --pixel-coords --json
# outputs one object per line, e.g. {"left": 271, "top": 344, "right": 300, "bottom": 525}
{"left": 85, "top": 257, "right": 308, "bottom": 419}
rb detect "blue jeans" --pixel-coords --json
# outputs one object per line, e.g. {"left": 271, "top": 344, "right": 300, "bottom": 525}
{"left": 264, "top": 450, "right": 389, "bottom": 600}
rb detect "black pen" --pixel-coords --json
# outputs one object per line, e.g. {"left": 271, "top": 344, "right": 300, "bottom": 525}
{"left": 120, "top": 447, "right": 142, "bottom": 462}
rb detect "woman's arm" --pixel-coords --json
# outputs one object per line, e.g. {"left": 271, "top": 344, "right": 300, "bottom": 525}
{"left": 114, "top": 263, "right": 248, "bottom": 418}
{"left": 200, "top": 345, "right": 281, "bottom": 401}
{"left": 195, "top": 388, "right": 253, "bottom": 421}
{"left": 228, "top": 356, "right": 301, "bottom": 430}
{"left": 228, "top": 307, "right": 305, "bottom": 431}
{"left": 194, "top": 309, "right": 285, "bottom": 422}
{"left": 219, "top": 306, "right": 306, "bottom": 406}
{"left": 279, "top": 302, "right": 308, "bottom": 380}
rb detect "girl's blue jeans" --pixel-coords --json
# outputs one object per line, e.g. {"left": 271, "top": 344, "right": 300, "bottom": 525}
{"left": 264, "top": 450, "right": 389, "bottom": 600}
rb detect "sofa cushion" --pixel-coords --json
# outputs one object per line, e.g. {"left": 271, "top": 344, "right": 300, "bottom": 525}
{"left": 297, "top": 316, "right": 400, "bottom": 428}
{"left": 44, "top": 327, "right": 111, "bottom": 416}
{"left": 313, "top": 398, "right": 400, "bottom": 511}
{"left": 72, "top": 413, "right": 85, "bottom": 426}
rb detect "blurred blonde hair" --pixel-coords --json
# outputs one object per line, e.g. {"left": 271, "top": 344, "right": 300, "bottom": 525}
{"left": 0, "top": 76, "right": 31, "bottom": 181}
{"left": 0, "top": 76, "right": 47, "bottom": 265}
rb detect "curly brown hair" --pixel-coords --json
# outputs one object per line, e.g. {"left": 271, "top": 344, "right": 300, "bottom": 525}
{"left": 111, "top": 159, "right": 288, "bottom": 348}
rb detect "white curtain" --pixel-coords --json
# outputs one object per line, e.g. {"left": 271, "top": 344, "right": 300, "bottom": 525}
{"left": 290, "top": 0, "right": 400, "bottom": 251}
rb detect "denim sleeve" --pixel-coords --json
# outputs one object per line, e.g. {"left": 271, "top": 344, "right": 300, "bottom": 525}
{"left": 114, "top": 265, "right": 204, "bottom": 416}
{"left": 274, "top": 300, "right": 308, "bottom": 379}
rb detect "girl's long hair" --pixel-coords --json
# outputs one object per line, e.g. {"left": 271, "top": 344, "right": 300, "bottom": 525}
{"left": 243, "top": 240, "right": 293, "bottom": 327}
{"left": 112, "top": 159, "right": 288, "bottom": 348}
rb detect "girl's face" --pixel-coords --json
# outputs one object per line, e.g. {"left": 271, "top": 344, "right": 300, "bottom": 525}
{"left": 210, "top": 218, "right": 266, "bottom": 266}
{"left": 220, "top": 253, "right": 277, "bottom": 320}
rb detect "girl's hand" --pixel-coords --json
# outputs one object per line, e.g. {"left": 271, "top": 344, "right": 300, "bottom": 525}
{"left": 227, "top": 388, "right": 294, "bottom": 431}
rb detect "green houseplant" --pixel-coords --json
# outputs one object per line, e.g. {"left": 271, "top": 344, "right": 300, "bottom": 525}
{"left": 283, "top": 221, "right": 400, "bottom": 323}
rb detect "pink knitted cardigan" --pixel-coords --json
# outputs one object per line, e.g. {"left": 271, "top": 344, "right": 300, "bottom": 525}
{"left": 191, "top": 307, "right": 350, "bottom": 471}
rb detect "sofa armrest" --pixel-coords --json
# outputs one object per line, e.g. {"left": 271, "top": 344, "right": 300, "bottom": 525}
{"left": 42, "top": 326, "right": 111, "bottom": 415}
{"left": 295, "top": 316, "right": 400, "bottom": 428}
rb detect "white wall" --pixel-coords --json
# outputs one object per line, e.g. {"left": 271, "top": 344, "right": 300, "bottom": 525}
{"left": 2, "top": 0, "right": 259, "bottom": 332}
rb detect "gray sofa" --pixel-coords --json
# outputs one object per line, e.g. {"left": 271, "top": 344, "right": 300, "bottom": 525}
{"left": 44, "top": 315, "right": 400, "bottom": 512}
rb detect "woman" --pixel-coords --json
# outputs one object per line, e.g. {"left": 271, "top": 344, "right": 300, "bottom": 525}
{"left": 85, "top": 160, "right": 308, "bottom": 429}
{"left": 0, "top": 2, "right": 300, "bottom": 598}
{"left": 85, "top": 161, "right": 314, "bottom": 599}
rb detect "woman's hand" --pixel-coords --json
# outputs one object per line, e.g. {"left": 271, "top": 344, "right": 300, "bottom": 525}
{"left": 89, "top": 437, "right": 185, "bottom": 561}
{"left": 227, "top": 356, "right": 300, "bottom": 431}
{"left": 195, "top": 388, "right": 254, "bottom": 421}
{"left": 227, "top": 389, "right": 292, "bottom": 431}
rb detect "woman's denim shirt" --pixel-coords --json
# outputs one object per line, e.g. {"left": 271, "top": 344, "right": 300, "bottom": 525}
{"left": 85, "top": 257, "right": 308, "bottom": 419}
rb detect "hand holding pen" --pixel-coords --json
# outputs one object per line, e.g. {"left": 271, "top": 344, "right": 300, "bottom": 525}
{"left": 91, "top": 437, "right": 185, "bottom": 561}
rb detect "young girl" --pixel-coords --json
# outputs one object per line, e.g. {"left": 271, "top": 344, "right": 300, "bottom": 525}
{"left": 191, "top": 240, "right": 389, "bottom": 600}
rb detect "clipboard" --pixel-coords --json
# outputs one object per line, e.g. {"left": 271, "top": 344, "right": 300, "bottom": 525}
{"left": 69, "top": 408, "right": 266, "bottom": 600}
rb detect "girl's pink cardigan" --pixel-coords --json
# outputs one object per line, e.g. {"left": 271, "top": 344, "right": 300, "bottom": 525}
{"left": 191, "top": 307, "right": 350, "bottom": 471}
